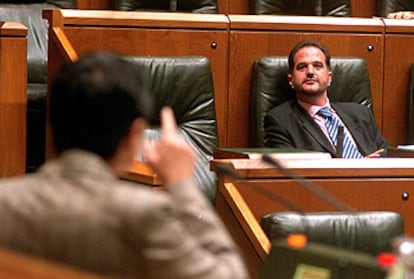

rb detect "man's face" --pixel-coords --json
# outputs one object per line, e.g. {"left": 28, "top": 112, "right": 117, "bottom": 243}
{"left": 288, "top": 46, "right": 332, "bottom": 98}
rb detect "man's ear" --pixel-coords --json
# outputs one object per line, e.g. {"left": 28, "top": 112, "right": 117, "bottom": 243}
{"left": 128, "top": 117, "right": 147, "bottom": 142}
{"left": 127, "top": 118, "right": 147, "bottom": 150}
{"left": 288, "top": 74, "right": 294, "bottom": 89}
{"left": 328, "top": 71, "right": 333, "bottom": 87}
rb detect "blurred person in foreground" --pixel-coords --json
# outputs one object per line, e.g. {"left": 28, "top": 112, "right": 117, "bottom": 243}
{"left": 0, "top": 52, "right": 248, "bottom": 279}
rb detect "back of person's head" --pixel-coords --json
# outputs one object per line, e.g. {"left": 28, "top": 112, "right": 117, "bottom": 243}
{"left": 288, "top": 40, "right": 331, "bottom": 73}
{"left": 50, "top": 52, "right": 153, "bottom": 159}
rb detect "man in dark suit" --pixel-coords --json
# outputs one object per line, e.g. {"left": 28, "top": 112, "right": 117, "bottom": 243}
{"left": 264, "top": 40, "right": 390, "bottom": 158}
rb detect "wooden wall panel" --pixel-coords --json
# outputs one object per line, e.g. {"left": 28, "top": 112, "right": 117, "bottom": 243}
{"left": 0, "top": 22, "right": 27, "bottom": 177}
{"left": 382, "top": 19, "right": 414, "bottom": 146}
{"left": 351, "top": 0, "right": 377, "bottom": 17}
{"left": 77, "top": 0, "right": 111, "bottom": 10}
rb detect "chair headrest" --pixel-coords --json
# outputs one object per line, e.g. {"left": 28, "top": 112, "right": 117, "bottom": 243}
{"left": 113, "top": 0, "right": 218, "bottom": 13}
{"left": 261, "top": 211, "right": 404, "bottom": 255}
{"left": 251, "top": 0, "right": 351, "bottom": 16}
{"left": 407, "top": 64, "right": 414, "bottom": 144}
{"left": 250, "top": 56, "right": 372, "bottom": 147}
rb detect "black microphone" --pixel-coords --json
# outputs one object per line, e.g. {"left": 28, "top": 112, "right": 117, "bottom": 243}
{"left": 261, "top": 153, "right": 355, "bottom": 211}
{"left": 215, "top": 163, "right": 305, "bottom": 212}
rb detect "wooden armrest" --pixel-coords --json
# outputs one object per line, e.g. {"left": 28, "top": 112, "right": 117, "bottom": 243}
{"left": 120, "top": 159, "right": 161, "bottom": 186}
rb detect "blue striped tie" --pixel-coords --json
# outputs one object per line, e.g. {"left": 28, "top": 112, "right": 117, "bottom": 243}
{"left": 318, "top": 107, "right": 363, "bottom": 158}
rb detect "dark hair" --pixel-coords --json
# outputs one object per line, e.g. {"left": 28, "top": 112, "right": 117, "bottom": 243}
{"left": 50, "top": 52, "right": 153, "bottom": 159}
{"left": 288, "top": 40, "right": 331, "bottom": 73}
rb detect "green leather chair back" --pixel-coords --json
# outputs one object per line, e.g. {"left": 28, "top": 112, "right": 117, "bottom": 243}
{"left": 261, "top": 211, "right": 404, "bottom": 255}
{"left": 408, "top": 64, "right": 414, "bottom": 144}
{"left": 377, "top": 0, "right": 414, "bottom": 17}
{"left": 251, "top": 0, "right": 351, "bottom": 16}
{"left": 112, "top": 0, "right": 218, "bottom": 13}
{"left": 125, "top": 56, "right": 218, "bottom": 202}
{"left": 250, "top": 56, "right": 372, "bottom": 147}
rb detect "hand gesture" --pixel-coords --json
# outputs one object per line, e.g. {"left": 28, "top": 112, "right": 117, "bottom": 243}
{"left": 143, "top": 107, "right": 196, "bottom": 185}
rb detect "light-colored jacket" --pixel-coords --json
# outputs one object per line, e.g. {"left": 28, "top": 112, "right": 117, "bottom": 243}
{"left": 0, "top": 150, "right": 248, "bottom": 279}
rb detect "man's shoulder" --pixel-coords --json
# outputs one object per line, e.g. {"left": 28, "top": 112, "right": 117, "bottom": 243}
{"left": 331, "top": 101, "right": 370, "bottom": 112}
{"left": 267, "top": 99, "right": 297, "bottom": 115}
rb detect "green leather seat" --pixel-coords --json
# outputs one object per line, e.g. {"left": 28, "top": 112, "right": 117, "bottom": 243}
{"left": 408, "top": 64, "right": 414, "bottom": 143}
{"left": 250, "top": 56, "right": 372, "bottom": 147}
{"left": 112, "top": 0, "right": 218, "bottom": 13}
{"left": 261, "top": 211, "right": 404, "bottom": 255}
{"left": 377, "top": 0, "right": 413, "bottom": 17}
{"left": 125, "top": 56, "right": 218, "bottom": 202}
{"left": 251, "top": 0, "right": 351, "bottom": 16}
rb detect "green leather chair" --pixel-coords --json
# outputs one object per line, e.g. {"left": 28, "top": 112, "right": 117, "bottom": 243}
{"left": 251, "top": 0, "right": 351, "bottom": 16}
{"left": 124, "top": 56, "right": 218, "bottom": 202}
{"left": 261, "top": 211, "right": 404, "bottom": 255}
{"left": 112, "top": 0, "right": 218, "bottom": 13}
{"left": 408, "top": 64, "right": 414, "bottom": 144}
{"left": 250, "top": 56, "right": 372, "bottom": 147}
{"left": 377, "top": 0, "right": 413, "bottom": 17}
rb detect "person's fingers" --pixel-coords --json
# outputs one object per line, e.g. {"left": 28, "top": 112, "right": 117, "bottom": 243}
{"left": 142, "top": 140, "right": 158, "bottom": 164}
{"left": 161, "top": 107, "right": 178, "bottom": 139}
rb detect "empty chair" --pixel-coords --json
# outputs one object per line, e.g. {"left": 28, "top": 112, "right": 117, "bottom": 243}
{"left": 261, "top": 211, "right": 404, "bottom": 255}
{"left": 251, "top": 0, "right": 351, "bottom": 16}
{"left": 112, "top": 0, "right": 219, "bottom": 13}
{"left": 250, "top": 56, "right": 372, "bottom": 147}
{"left": 124, "top": 56, "right": 218, "bottom": 202}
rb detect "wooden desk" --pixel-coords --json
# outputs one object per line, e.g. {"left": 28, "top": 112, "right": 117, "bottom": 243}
{"left": 120, "top": 159, "right": 161, "bottom": 186}
{"left": 0, "top": 22, "right": 27, "bottom": 177}
{"left": 227, "top": 15, "right": 384, "bottom": 147}
{"left": 212, "top": 157, "right": 414, "bottom": 278}
{"left": 0, "top": 247, "right": 106, "bottom": 279}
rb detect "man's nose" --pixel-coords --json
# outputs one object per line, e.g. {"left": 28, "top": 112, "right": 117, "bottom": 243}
{"left": 306, "top": 65, "right": 315, "bottom": 74}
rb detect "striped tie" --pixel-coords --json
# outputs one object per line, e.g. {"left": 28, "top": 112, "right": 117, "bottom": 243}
{"left": 318, "top": 107, "right": 364, "bottom": 158}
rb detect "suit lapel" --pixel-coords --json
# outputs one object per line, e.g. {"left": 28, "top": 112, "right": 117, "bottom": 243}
{"left": 293, "top": 103, "right": 336, "bottom": 155}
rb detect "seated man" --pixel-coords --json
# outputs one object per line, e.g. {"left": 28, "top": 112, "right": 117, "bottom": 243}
{"left": 264, "top": 40, "right": 390, "bottom": 158}
{"left": 0, "top": 52, "right": 248, "bottom": 278}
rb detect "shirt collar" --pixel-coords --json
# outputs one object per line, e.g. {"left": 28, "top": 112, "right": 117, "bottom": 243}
{"left": 297, "top": 98, "right": 332, "bottom": 118}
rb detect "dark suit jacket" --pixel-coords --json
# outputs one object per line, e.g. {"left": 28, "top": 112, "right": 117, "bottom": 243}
{"left": 264, "top": 100, "right": 390, "bottom": 157}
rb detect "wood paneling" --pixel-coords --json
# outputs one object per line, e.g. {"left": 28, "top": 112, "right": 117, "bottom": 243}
{"left": 0, "top": 22, "right": 27, "bottom": 177}
{"left": 382, "top": 19, "right": 414, "bottom": 146}
{"left": 77, "top": 0, "right": 111, "bottom": 10}
{"left": 351, "top": 0, "right": 377, "bottom": 17}
{"left": 0, "top": 247, "right": 105, "bottom": 279}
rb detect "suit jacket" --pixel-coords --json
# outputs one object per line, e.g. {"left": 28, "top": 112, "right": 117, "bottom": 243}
{"left": 264, "top": 100, "right": 390, "bottom": 157}
{"left": 0, "top": 150, "right": 248, "bottom": 279}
